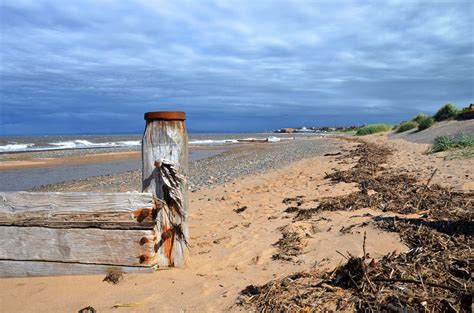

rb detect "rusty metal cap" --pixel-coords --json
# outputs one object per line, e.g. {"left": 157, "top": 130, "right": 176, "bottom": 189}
{"left": 144, "top": 111, "right": 186, "bottom": 121}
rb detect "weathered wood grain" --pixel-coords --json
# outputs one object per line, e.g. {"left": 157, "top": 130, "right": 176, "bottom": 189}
{"left": 142, "top": 118, "right": 189, "bottom": 267}
{"left": 0, "top": 260, "right": 156, "bottom": 277}
{"left": 0, "top": 226, "right": 157, "bottom": 266}
{"left": 0, "top": 192, "right": 155, "bottom": 229}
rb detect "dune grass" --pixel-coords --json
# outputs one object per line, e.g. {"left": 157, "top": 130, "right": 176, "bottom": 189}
{"left": 434, "top": 103, "right": 458, "bottom": 122}
{"left": 411, "top": 113, "right": 428, "bottom": 124}
{"left": 355, "top": 124, "right": 392, "bottom": 136}
{"left": 418, "top": 116, "right": 435, "bottom": 131}
{"left": 429, "top": 133, "right": 474, "bottom": 153}
{"left": 396, "top": 121, "right": 418, "bottom": 133}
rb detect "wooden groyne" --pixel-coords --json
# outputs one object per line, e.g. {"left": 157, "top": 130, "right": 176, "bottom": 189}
{"left": 0, "top": 111, "right": 189, "bottom": 277}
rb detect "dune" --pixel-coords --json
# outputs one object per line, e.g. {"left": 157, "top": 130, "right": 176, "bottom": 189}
{"left": 389, "top": 119, "right": 474, "bottom": 144}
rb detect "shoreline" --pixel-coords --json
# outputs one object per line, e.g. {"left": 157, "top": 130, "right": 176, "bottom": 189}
{"left": 0, "top": 146, "right": 231, "bottom": 191}
{"left": 0, "top": 151, "right": 141, "bottom": 171}
{"left": 0, "top": 145, "right": 237, "bottom": 171}
{"left": 30, "top": 137, "right": 343, "bottom": 192}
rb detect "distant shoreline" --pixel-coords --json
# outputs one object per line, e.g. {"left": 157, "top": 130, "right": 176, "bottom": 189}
{"left": 0, "top": 151, "right": 141, "bottom": 171}
{"left": 0, "top": 146, "right": 230, "bottom": 191}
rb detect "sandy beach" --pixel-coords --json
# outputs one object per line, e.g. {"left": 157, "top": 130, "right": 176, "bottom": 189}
{"left": 0, "top": 134, "right": 472, "bottom": 312}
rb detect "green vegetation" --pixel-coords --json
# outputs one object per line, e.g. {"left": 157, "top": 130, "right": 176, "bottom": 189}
{"left": 418, "top": 116, "right": 435, "bottom": 131}
{"left": 356, "top": 124, "right": 392, "bottom": 136}
{"left": 433, "top": 103, "right": 458, "bottom": 121}
{"left": 397, "top": 121, "right": 418, "bottom": 133}
{"left": 429, "top": 133, "right": 474, "bottom": 153}
{"left": 411, "top": 113, "right": 428, "bottom": 124}
{"left": 458, "top": 106, "right": 472, "bottom": 115}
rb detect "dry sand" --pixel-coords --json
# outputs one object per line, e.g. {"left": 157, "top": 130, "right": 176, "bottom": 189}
{"left": 0, "top": 134, "right": 472, "bottom": 312}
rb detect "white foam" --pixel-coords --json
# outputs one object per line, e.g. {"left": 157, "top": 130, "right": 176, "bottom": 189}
{"left": 0, "top": 143, "right": 35, "bottom": 152}
{"left": 189, "top": 139, "right": 239, "bottom": 145}
{"left": 0, "top": 139, "right": 142, "bottom": 153}
{"left": 48, "top": 139, "right": 141, "bottom": 150}
{"left": 189, "top": 136, "right": 290, "bottom": 145}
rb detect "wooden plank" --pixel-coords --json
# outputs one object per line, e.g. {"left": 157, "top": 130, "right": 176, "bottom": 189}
{"left": 0, "top": 192, "right": 155, "bottom": 229}
{"left": 0, "top": 226, "right": 157, "bottom": 267}
{"left": 0, "top": 260, "right": 155, "bottom": 277}
{"left": 142, "top": 116, "right": 189, "bottom": 267}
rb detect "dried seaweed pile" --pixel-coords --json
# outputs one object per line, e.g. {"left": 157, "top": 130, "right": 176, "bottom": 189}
{"left": 272, "top": 226, "right": 308, "bottom": 262}
{"left": 295, "top": 173, "right": 472, "bottom": 221}
{"left": 238, "top": 140, "right": 473, "bottom": 312}
{"left": 295, "top": 142, "right": 472, "bottom": 220}
{"left": 325, "top": 142, "right": 392, "bottom": 184}
{"left": 239, "top": 228, "right": 472, "bottom": 312}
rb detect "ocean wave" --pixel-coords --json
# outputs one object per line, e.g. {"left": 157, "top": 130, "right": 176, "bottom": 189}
{"left": 0, "top": 143, "right": 35, "bottom": 152}
{"left": 0, "top": 136, "right": 293, "bottom": 152}
{"left": 49, "top": 140, "right": 142, "bottom": 150}
{"left": 189, "top": 136, "right": 290, "bottom": 145}
{"left": 0, "top": 140, "right": 141, "bottom": 153}
{"left": 189, "top": 139, "right": 240, "bottom": 145}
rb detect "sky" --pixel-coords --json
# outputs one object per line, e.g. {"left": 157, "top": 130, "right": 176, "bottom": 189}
{"left": 0, "top": 0, "right": 473, "bottom": 135}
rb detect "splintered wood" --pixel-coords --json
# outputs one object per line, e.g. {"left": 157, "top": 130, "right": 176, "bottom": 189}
{"left": 142, "top": 114, "right": 189, "bottom": 268}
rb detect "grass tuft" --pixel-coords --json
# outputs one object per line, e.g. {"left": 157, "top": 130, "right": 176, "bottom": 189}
{"left": 396, "top": 121, "right": 418, "bottom": 133}
{"left": 411, "top": 113, "right": 428, "bottom": 124}
{"left": 429, "top": 133, "right": 474, "bottom": 153}
{"left": 434, "top": 103, "right": 458, "bottom": 121}
{"left": 355, "top": 124, "right": 392, "bottom": 136}
{"left": 418, "top": 116, "right": 435, "bottom": 131}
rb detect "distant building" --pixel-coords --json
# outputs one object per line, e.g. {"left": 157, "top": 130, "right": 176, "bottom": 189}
{"left": 295, "top": 127, "right": 313, "bottom": 133}
{"left": 274, "top": 128, "right": 296, "bottom": 133}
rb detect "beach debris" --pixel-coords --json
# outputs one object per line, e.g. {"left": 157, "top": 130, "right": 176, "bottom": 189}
{"left": 156, "top": 159, "right": 186, "bottom": 220}
{"left": 213, "top": 236, "right": 229, "bottom": 244}
{"left": 324, "top": 152, "right": 342, "bottom": 156}
{"left": 78, "top": 306, "right": 96, "bottom": 313}
{"left": 290, "top": 142, "right": 472, "bottom": 221}
{"left": 282, "top": 195, "right": 305, "bottom": 206}
{"left": 239, "top": 224, "right": 472, "bottom": 312}
{"left": 239, "top": 140, "right": 473, "bottom": 312}
{"left": 112, "top": 302, "right": 144, "bottom": 309}
{"left": 272, "top": 226, "right": 308, "bottom": 262}
{"left": 233, "top": 206, "right": 248, "bottom": 213}
{"left": 103, "top": 269, "right": 124, "bottom": 284}
{"left": 284, "top": 206, "right": 299, "bottom": 213}
{"left": 339, "top": 221, "right": 368, "bottom": 234}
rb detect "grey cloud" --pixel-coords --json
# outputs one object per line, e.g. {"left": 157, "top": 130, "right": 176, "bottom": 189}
{"left": 0, "top": 0, "right": 473, "bottom": 134}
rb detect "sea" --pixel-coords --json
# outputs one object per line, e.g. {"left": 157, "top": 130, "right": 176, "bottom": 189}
{"left": 0, "top": 133, "right": 323, "bottom": 191}
{"left": 0, "top": 133, "right": 307, "bottom": 153}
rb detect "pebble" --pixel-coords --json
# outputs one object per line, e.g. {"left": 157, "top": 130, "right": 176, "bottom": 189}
{"left": 33, "top": 138, "right": 341, "bottom": 192}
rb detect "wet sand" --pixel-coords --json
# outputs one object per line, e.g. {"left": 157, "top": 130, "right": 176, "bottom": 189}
{"left": 0, "top": 147, "right": 228, "bottom": 191}
{"left": 0, "top": 151, "right": 141, "bottom": 171}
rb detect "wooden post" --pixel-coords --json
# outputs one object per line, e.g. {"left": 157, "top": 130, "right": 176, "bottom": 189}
{"left": 142, "top": 111, "right": 189, "bottom": 267}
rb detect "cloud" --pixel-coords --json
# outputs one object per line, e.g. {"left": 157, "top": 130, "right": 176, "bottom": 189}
{"left": 0, "top": 0, "right": 473, "bottom": 134}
